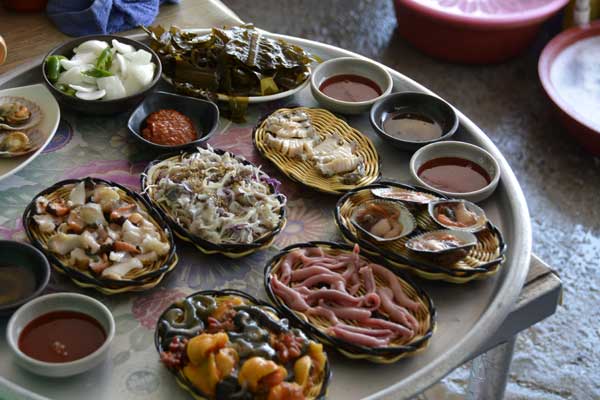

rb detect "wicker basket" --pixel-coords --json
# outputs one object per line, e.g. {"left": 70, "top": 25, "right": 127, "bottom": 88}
{"left": 23, "top": 177, "right": 178, "bottom": 293}
{"left": 335, "top": 181, "right": 507, "bottom": 283}
{"left": 264, "top": 241, "right": 435, "bottom": 363}
{"left": 253, "top": 107, "right": 381, "bottom": 194}
{"left": 142, "top": 148, "right": 287, "bottom": 258}
{"left": 155, "top": 289, "right": 331, "bottom": 400}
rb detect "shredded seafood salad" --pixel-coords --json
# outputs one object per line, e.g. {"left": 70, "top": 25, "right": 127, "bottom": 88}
{"left": 147, "top": 146, "right": 285, "bottom": 245}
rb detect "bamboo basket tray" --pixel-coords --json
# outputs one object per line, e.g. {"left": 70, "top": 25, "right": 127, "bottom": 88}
{"left": 155, "top": 289, "right": 331, "bottom": 400}
{"left": 335, "top": 181, "right": 507, "bottom": 283}
{"left": 52, "top": 254, "right": 179, "bottom": 295}
{"left": 22, "top": 177, "right": 178, "bottom": 292}
{"left": 264, "top": 241, "right": 435, "bottom": 364}
{"left": 142, "top": 148, "right": 287, "bottom": 258}
{"left": 253, "top": 107, "right": 381, "bottom": 194}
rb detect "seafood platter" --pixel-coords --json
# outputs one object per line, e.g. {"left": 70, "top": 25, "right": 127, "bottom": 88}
{"left": 0, "top": 24, "right": 531, "bottom": 400}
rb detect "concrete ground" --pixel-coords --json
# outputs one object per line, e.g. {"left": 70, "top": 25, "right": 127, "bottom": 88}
{"left": 224, "top": 1, "right": 600, "bottom": 399}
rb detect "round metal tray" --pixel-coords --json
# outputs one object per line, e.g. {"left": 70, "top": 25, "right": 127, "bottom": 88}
{"left": 0, "top": 30, "right": 531, "bottom": 400}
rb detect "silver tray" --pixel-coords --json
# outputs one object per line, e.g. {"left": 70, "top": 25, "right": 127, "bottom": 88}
{"left": 0, "top": 31, "right": 531, "bottom": 400}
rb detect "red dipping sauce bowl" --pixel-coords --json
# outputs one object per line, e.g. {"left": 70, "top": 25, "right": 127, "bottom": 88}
{"left": 539, "top": 21, "right": 600, "bottom": 156}
{"left": 311, "top": 57, "right": 393, "bottom": 114}
{"left": 410, "top": 141, "right": 500, "bottom": 203}
{"left": 7, "top": 292, "right": 115, "bottom": 377}
{"left": 393, "top": 0, "right": 569, "bottom": 63}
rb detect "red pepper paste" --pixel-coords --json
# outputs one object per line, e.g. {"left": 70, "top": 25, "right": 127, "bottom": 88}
{"left": 142, "top": 109, "right": 197, "bottom": 146}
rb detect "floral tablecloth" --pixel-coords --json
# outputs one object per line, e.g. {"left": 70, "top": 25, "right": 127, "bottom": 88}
{"left": 0, "top": 87, "right": 362, "bottom": 399}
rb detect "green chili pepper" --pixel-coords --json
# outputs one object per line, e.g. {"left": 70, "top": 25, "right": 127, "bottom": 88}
{"left": 83, "top": 67, "right": 113, "bottom": 78}
{"left": 95, "top": 47, "right": 113, "bottom": 71}
{"left": 45, "top": 56, "right": 64, "bottom": 83}
{"left": 56, "top": 84, "right": 76, "bottom": 97}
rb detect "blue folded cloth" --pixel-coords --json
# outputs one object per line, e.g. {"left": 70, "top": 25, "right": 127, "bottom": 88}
{"left": 47, "top": 0, "right": 180, "bottom": 37}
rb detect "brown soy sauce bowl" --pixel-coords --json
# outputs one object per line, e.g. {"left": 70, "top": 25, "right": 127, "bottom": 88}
{"left": 370, "top": 92, "right": 459, "bottom": 152}
{"left": 0, "top": 240, "right": 50, "bottom": 317}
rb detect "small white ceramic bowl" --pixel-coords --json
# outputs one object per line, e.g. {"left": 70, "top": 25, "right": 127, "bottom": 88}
{"left": 310, "top": 57, "right": 393, "bottom": 114}
{"left": 409, "top": 141, "right": 500, "bottom": 203}
{"left": 6, "top": 292, "right": 115, "bottom": 377}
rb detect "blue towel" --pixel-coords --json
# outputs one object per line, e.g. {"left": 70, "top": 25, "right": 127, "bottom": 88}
{"left": 47, "top": 0, "right": 180, "bottom": 37}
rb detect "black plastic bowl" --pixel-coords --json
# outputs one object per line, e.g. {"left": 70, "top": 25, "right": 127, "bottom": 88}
{"left": 0, "top": 240, "right": 50, "bottom": 317}
{"left": 42, "top": 34, "right": 162, "bottom": 115}
{"left": 369, "top": 92, "right": 459, "bottom": 152}
{"left": 128, "top": 91, "right": 220, "bottom": 151}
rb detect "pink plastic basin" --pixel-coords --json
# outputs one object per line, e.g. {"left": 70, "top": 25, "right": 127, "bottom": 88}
{"left": 394, "top": 0, "right": 570, "bottom": 63}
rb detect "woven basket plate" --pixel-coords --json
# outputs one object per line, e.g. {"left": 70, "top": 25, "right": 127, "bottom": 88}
{"left": 52, "top": 254, "right": 179, "bottom": 295}
{"left": 335, "top": 182, "right": 507, "bottom": 283}
{"left": 253, "top": 107, "right": 381, "bottom": 194}
{"left": 142, "top": 148, "right": 287, "bottom": 258}
{"left": 23, "top": 177, "right": 177, "bottom": 291}
{"left": 155, "top": 289, "right": 331, "bottom": 400}
{"left": 265, "top": 241, "right": 435, "bottom": 363}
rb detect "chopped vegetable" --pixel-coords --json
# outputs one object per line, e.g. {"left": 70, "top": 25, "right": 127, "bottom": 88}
{"left": 47, "top": 39, "right": 156, "bottom": 101}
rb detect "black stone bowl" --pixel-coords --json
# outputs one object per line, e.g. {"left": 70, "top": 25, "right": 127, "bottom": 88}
{"left": 0, "top": 240, "right": 50, "bottom": 317}
{"left": 369, "top": 91, "right": 459, "bottom": 152}
{"left": 128, "top": 91, "right": 219, "bottom": 151}
{"left": 42, "top": 34, "right": 162, "bottom": 115}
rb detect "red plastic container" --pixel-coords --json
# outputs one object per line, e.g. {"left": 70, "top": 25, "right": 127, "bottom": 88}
{"left": 393, "top": 0, "right": 569, "bottom": 63}
{"left": 538, "top": 21, "right": 600, "bottom": 155}
{"left": 2, "top": 0, "right": 48, "bottom": 13}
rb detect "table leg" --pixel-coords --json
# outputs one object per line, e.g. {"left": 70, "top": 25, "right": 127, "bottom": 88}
{"left": 466, "top": 336, "right": 517, "bottom": 400}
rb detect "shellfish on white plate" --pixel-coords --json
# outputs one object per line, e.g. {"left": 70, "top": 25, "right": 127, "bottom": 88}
{"left": 405, "top": 229, "right": 477, "bottom": 264}
{"left": 0, "top": 129, "right": 45, "bottom": 158}
{"left": 350, "top": 199, "right": 416, "bottom": 242}
{"left": 0, "top": 96, "right": 43, "bottom": 130}
{"left": 371, "top": 186, "right": 438, "bottom": 206}
{"left": 429, "top": 199, "right": 487, "bottom": 232}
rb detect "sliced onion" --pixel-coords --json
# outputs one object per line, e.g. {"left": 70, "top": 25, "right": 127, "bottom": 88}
{"left": 74, "top": 40, "right": 108, "bottom": 55}
{"left": 69, "top": 84, "right": 97, "bottom": 93}
{"left": 111, "top": 39, "right": 135, "bottom": 54}
{"left": 115, "top": 53, "right": 128, "bottom": 79}
{"left": 75, "top": 89, "right": 106, "bottom": 101}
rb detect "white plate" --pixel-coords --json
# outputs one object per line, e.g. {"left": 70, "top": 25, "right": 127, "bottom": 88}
{"left": 0, "top": 84, "right": 60, "bottom": 182}
{"left": 162, "top": 28, "right": 311, "bottom": 104}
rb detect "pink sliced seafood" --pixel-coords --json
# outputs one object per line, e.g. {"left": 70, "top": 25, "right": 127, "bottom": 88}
{"left": 269, "top": 244, "right": 423, "bottom": 349}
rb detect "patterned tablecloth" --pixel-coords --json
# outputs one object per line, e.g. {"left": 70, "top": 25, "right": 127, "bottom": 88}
{"left": 0, "top": 88, "right": 353, "bottom": 399}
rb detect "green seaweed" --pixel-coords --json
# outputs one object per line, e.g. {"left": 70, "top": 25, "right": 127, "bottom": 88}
{"left": 142, "top": 24, "right": 316, "bottom": 121}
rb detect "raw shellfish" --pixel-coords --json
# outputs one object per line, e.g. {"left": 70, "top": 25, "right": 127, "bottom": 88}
{"left": 351, "top": 199, "right": 416, "bottom": 242}
{"left": 0, "top": 96, "right": 42, "bottom": 130}
{"left": 405, "top": 229, "right": 477, "bottom": 264}
{"left": 429, "top": 200, "right": 487, "bottom": 232}
{"left": 0, "top": 131, "right": 30, "bottom": 153}
{"left": 371, "top": 186, "right": 438, "bottom": 206}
